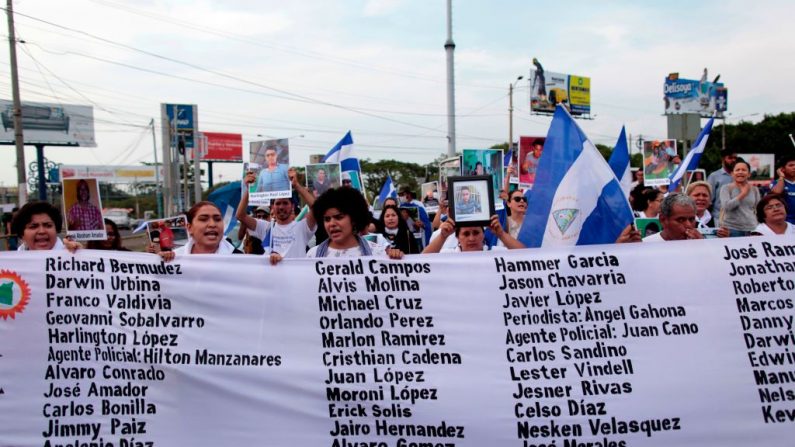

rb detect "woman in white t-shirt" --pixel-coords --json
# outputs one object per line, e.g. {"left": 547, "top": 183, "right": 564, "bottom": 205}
{"left": 307, "top": 188, "right": 403, "bottom": 259}
{"left": 422, "top": 215, "right": 525, "bottom": 253}
{"left": 752, "top": 194, "right": 795, "bottom": 236}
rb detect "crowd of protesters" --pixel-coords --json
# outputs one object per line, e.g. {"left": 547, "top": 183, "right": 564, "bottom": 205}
{"left": 7, "top": 148, "right": 795, "bottom": 258}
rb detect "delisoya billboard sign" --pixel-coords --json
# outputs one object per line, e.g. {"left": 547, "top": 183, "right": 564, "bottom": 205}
{"left": 529, "top": 70, "right": 591, "bottom": 116}
{"left": 0, "top": 100, "right": 96, "bottom": 147}
{"left": 663, "top": 75, "right": 728, "bottom": 116}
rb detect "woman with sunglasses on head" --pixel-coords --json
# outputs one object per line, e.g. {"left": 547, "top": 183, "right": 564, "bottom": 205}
{"left": 422, "top": 215, "right": 524, "bottom": 254}
{"left": 752, "top": 194, "right": 795, "bottom": 236}
{"left": 307, "top": 188, "right": 403, "bottom": 259}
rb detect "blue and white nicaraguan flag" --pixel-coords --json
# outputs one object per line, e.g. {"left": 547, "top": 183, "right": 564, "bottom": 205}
{"left": 518, "top": 106, "right": 634, "bottom": 247}
{"left": 322, "top": 131, "right": 360, "bottom": 173}
{"left": 667, "top": 117, "right": 715, "bottom": 192}
{"left": 608, "top": 125, "right": 632, "bottom": 196}
{"left": 377, "top": 175, "right": 397, "bottom": 206}
{"left": 208, "top": 180, "right": 243, "bottom": 236}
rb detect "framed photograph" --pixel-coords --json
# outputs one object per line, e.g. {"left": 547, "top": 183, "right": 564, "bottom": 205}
{"left": 462, "top": 149, "right": 504, "bottom": 210}
{"left": 398, "top": 206, "right": 423, "bottom": 239}
{"left": 146, "top": 215, "right": 189, "bottom": 251}
{"left": 685, "top": 169, "right": 706, "bottom": 188}
{"left": 421, "top": 181, "right": 440, "bottom": 213}
{"left": 306, "top": 163, "right": 341, "bottom": 198}
{"left": 635, "top": 217, "right": 662, "bottom": 238}
{"left": 62, "top": 177, "right": 106, "bottom": 241}
{"left": 447, "top": 175, "right": 494, "bottom": 227}
{"left": 249, "top": 138, "right": 291, "bottom": 202}
{"left": 438, "top": 156, "right": 461, "bottom": 197}
{"left": 738, "top": 153, "right": 775, "bottom": 186}
{"left": 643, "top": 139, "right": 679, "bottom": 187}
{"left": 518, "top": 136, "right": 546, "bottom": 188}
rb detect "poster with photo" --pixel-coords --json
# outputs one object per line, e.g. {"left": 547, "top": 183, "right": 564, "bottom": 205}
{"left": 398, "top": 206, "right": 424, "bottom": 240}
{"left": 447, "top": 175, "right": 494, "bottom": 227}
{"left": 738, "top": 153, "right": 775, "bottom": 186}
{"left": 643, "top": 139, "right": 679, "bottom": 187}
{"left": 636, "top": 217, "right": 662, "bottom": 238}
{"left": 62, "top": 178, "right": 106, "bottom": 241}
{"left": 341, "top": 170, "right": 365, "bottom": 194}
{"left": 506, "top": 148, "right": 519, "bottom": 184}
{"left": 249, "top": 138, "right": 291, "bottom": 203}
{"left": 438, "top": 156, "right": 461, "bottom": 197}
{"left": 686, "top": 169, "right": 706, "bottom": 188}
{"left": 462, "top": 149, "right": 504, "bottom": 210}
{"left": 518, "top": 136, "right": 546, "bottom": 189}
{"left": 306, "top": 163, "right": 341, "bottom": 198}
{"left": 146, "top": 215, "right": 189, "bottom": 251}
{"left": 421, "top": 181, "right": 440, "bottom": 213}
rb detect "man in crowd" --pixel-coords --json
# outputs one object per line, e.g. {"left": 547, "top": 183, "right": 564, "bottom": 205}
{"left": 770, "top": 154, "right": 795, "bottom": 224}
{"left": 238, "top": 167, "right": 316, "bottom": 263}
{"left": 643, "top": 194, "right": 704, "bottom": 242}
{"left": 707, "top": 148, "right": 737, "bottom": 215}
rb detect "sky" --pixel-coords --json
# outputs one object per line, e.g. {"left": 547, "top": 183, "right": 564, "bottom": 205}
{"left": 1, "top": 0, "right": 793, "bottom": 192}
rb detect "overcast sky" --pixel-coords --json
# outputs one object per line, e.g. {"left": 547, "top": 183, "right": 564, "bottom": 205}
{"left": 1, "top": 0, "right": 793, "bottom": 189}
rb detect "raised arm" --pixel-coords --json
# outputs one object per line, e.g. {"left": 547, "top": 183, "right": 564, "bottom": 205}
{"left": 289, "top": 168, "right": 316, "bottom": 228}
{"left": 236, "top": 171, "right": 258, "bottom": 231}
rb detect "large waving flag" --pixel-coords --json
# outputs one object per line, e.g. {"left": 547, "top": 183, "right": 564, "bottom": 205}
{"left": 323, "top": 131, "right": 360, "bottom": 173}
{"left": 518, "top": 106, "right": 633, "bottom": 247}
{"left": 377, "top": 175, "right": 397, "bottom": 206}
{"left": 608, "top": 126, "right": 632, "bottom": 195}
{"left": 668, "top": 117, "right": 715, "bottom": 192}
{"left": 207, "top": 181, "right": 242, "bottom": 236}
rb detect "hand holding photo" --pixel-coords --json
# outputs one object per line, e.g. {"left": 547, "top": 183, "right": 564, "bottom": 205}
{"left": 62, "top": 177, "right": 106, "bottom": 241}
{"left": 447, "top": 175, "right": 495, "bottom": 227}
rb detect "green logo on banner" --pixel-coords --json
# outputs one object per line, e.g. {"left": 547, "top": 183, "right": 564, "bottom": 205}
{"left": 0, "top": 282, "right": 13, "bottom": 306}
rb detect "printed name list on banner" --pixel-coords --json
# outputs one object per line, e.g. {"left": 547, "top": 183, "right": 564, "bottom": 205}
{"left": 0, "top": 237, "right": 794, "bottom": 447}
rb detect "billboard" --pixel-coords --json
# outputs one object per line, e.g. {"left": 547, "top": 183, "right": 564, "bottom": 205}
{"left": 663, "top": 74, "right": 728, "bottom": 116}
{"left": 530, "top": 70, "right": 591, "bottom": 116}
{"left": 0, "top": 100, "right": 96, "bottom": 146}
{"left": 202, "top": 132, "right": 243, "bottom": 161}
{"left": 60, "top": 165, "right": 161, "bottom": 184}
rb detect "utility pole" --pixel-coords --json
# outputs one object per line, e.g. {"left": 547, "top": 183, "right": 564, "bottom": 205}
{"left": 508, "top": 76, "right": 523, "bottom": 152}
{"left": 150, "top": 118, "right": 163, "bottom": 217}
{"left": 444, "top": 0, "right": 456, "bottom": 157}
{"left": 7, "top": 0, "right": 26, "bottom": 205}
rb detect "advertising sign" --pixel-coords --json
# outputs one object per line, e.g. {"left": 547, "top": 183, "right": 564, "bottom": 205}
{"left": 0, "top": 100, "right": 96, "bottom": 146}
{"left": 530, "top": 70, "right": 591, "bottom": 116}
{"left": 60, "top": 165, "right": 161, "bottom": 184}
{"left": 663, "top": 74, "right": 728, "bottom": 116}
{"left": 201, "top": 132, "right": 243, "bottom": 161}
{"left": 3, "top": 238, "right": 795, "bottom": 446}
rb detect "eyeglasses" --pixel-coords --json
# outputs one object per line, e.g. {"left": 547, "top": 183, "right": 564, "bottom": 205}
{"left": 512, "top": 196, "right": 527, "bottom": 203}
{"left": 764, "top": 203, "right": 785, "bottom": 211}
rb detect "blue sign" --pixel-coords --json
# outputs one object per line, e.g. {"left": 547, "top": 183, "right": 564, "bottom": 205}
{"left": 165, "top": 104, "right": 195, "bottom": 131}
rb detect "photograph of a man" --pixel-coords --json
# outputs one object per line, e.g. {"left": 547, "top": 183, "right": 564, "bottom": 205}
{"left": 249, "top": 138, "right": 291, "bottom": 200}
{"left": 306, "top": 163, "right": 341, "bottom": 198}
{"left": 455, "top": 186, "right": 482, "bottom": 216}
{"left": 65, "top": 178, "right": 104, "bottom": 231}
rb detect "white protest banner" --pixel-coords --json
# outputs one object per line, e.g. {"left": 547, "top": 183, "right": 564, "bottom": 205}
{"left": 1, "top": 237, "right": 794, "bottom": 446}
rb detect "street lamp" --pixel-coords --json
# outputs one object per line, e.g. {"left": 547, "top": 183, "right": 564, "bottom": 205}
{"left": 509, "top": 75, "right": 524, "bottom": 153}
